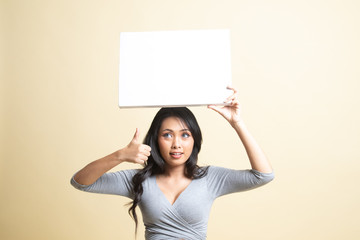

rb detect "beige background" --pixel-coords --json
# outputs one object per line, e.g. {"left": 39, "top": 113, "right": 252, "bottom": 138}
{"left": 1, "top": 0, "right": 360, "bottom": 239}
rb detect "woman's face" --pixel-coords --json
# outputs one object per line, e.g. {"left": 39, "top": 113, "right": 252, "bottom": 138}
{"left": 158, "top": 117, "right": 194, "bottom": 169}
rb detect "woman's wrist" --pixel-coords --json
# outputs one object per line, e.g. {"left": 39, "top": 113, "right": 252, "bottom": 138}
{"left": 112, "top": 149, "right": 126, "bottom": 164}
{"left": 230, "top": 118, "right": 245, "bottom": 129}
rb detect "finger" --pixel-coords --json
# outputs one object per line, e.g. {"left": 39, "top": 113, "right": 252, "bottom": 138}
{"left": 139, "top": 144, "right": 151, "bottom": 156}
{"left": 227, "top": 96, "right": 238, "bottom": 105}
{"left": 207, "top": 104, "right": 221, "bottom": 113}
{"left": 133, "top": 152, "right": 148, "bottom": 162}
{"left": 132, "top": 128, "right": 140, "bottom": 142}
{"left": 225, "top": 92, "right": 237, "bottom": 103}
{"left": 224, "top": 96, "right": 236, "bottom": 103}
{"left": 231, "top": 98, "right": 240, "bottom": 106}
{"left": 140, "top": 148, "right": 151, "bottom": 157}
{"left": 143, "top": 150, "right": 151, "bottom": 157}
{"left": 208, "top": 105, "right": 226, "bottom": 117}
{"left": 226, "top": 86, "right": 238, "bottom": 94}
{"left": 142, "top": 144, "right": 151, "bottom": 152}
{"left": 135, "top": 159, "right": 147, "bottom": 165}
{"left": 224, "top": 86, "right": 237, "bottom": 101}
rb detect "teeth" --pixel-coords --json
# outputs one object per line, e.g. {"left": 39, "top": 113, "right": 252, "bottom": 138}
{"left": 171, "top": 153, "right": 181, "bottom": 155}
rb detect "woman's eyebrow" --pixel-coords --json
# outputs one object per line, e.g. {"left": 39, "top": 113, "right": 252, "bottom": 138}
{"left": 181, "top": 129, "right": 190, "bottom": 132}
{"left": 161, "top": 129, "right": 174, "bottom": 132}
{"left": 161, "top": 128, "right": 190, "bottom": 132}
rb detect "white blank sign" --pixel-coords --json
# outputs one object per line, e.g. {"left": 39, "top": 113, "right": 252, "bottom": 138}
{"left": 118, "top": 29, "right": 232, "bottom": 108}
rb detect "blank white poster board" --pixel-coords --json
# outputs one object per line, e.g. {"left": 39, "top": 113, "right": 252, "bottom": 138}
{"left": 118, "top": 29, "right": 232, "bottom": 108}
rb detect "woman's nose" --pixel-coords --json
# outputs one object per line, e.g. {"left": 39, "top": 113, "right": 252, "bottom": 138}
{"left": 172, "top": 137, "right": 181, "bottom": 149}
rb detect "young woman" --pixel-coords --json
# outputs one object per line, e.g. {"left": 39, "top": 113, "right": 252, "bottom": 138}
{"left": 71, "top": 87, "right": 274, "bottom": 240}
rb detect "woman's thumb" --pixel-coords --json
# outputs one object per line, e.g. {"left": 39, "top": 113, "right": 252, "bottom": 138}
{"left": 132, "top": 128, "right": 140, "bottom": 142}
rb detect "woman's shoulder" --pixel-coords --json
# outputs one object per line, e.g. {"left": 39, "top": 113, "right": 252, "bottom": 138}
{"left": 205, "top": 165, "right": 231, "bottom": 174}
{"left": 111, "top": 168, "right": 141, "bottom": 179}
{"left": 197, "top": 165, "right": 232, "bottom": 180}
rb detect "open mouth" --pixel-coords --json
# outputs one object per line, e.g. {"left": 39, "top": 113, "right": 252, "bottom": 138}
{"left": 170, "top": 152, "right": 183, "bottom": 158}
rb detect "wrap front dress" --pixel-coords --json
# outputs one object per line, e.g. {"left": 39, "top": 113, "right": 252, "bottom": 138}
{"left": 71, "top": 166, "right": 274, "bottom": 239}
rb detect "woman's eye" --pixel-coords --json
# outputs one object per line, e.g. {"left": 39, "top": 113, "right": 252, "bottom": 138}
{"left": 182, "top": 132, "right": 191, "bottom": 138}
{"left": 163, "top": 133, "right": 172, "bottom": 138}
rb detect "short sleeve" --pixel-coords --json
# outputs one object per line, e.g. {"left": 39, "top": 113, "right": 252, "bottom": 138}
{"left": 206, "top": 166, "right": 274, "bottom": 198}
{"left": 70, "top": 169, "right": 139, "bottom": 199}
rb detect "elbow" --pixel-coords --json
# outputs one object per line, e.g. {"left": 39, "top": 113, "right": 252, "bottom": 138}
{"left": 70, "top": 176, "right": 80, "bottom": 190}
{"left": 250, "top": 169, "right": 275, "bottom": 185}
{"left": 265, "top": 171, "right": 275, "bottom": 183}
{"left": 258, "top": 170, "right": 275, "bottom": 184}
{"left": 70, "top": 174, "right": 89, "bottom": 191}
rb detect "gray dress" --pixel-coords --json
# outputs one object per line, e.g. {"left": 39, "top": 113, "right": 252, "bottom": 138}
{"left": 71, "top": 166, "right": 274, "bottom": 240}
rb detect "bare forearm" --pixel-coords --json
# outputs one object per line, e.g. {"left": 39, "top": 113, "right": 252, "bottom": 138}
{"left": 232, "top": 120, "right": 273, "bottom": 173}
{"left": 73, "top": 151, "right": 123, "bottom": 185}
{"left": 73, "top": 129, "right": 151, "bottom": 186}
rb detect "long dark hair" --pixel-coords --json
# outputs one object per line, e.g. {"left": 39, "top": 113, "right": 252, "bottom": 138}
{"left": 128, "top": 107, "right": 208, "bottom": 232}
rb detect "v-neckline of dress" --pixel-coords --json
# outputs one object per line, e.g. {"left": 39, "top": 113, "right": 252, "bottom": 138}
{"left": 153, "top": 176, "right": 194, "bottom": 206}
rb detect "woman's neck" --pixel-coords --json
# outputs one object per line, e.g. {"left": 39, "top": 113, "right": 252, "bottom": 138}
{"left": 162, "top": 164, "right": 187, "bottom": 179}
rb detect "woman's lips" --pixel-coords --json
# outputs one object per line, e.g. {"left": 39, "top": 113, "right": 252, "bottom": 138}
{"left": 170, "top": 152, "right": 183, "bottom": 159}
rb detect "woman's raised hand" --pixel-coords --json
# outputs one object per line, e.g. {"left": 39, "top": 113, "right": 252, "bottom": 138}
{"left": 72, "top": 128, "right": 151, "bottom": 185}
{"left": 118, "top": 128, "right": 151, "bottom": 165}
{"left": 208, "top": 86, "right": 242, "bottom": 127}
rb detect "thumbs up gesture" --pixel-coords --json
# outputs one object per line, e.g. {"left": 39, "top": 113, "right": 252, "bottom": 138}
{"left": 119, "top": 128, "right": 152, "bottom": 165}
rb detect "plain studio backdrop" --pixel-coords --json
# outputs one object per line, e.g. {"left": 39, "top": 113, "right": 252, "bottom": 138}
{"left": 1, "top": 0, "right": 360, "bottom": 239}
